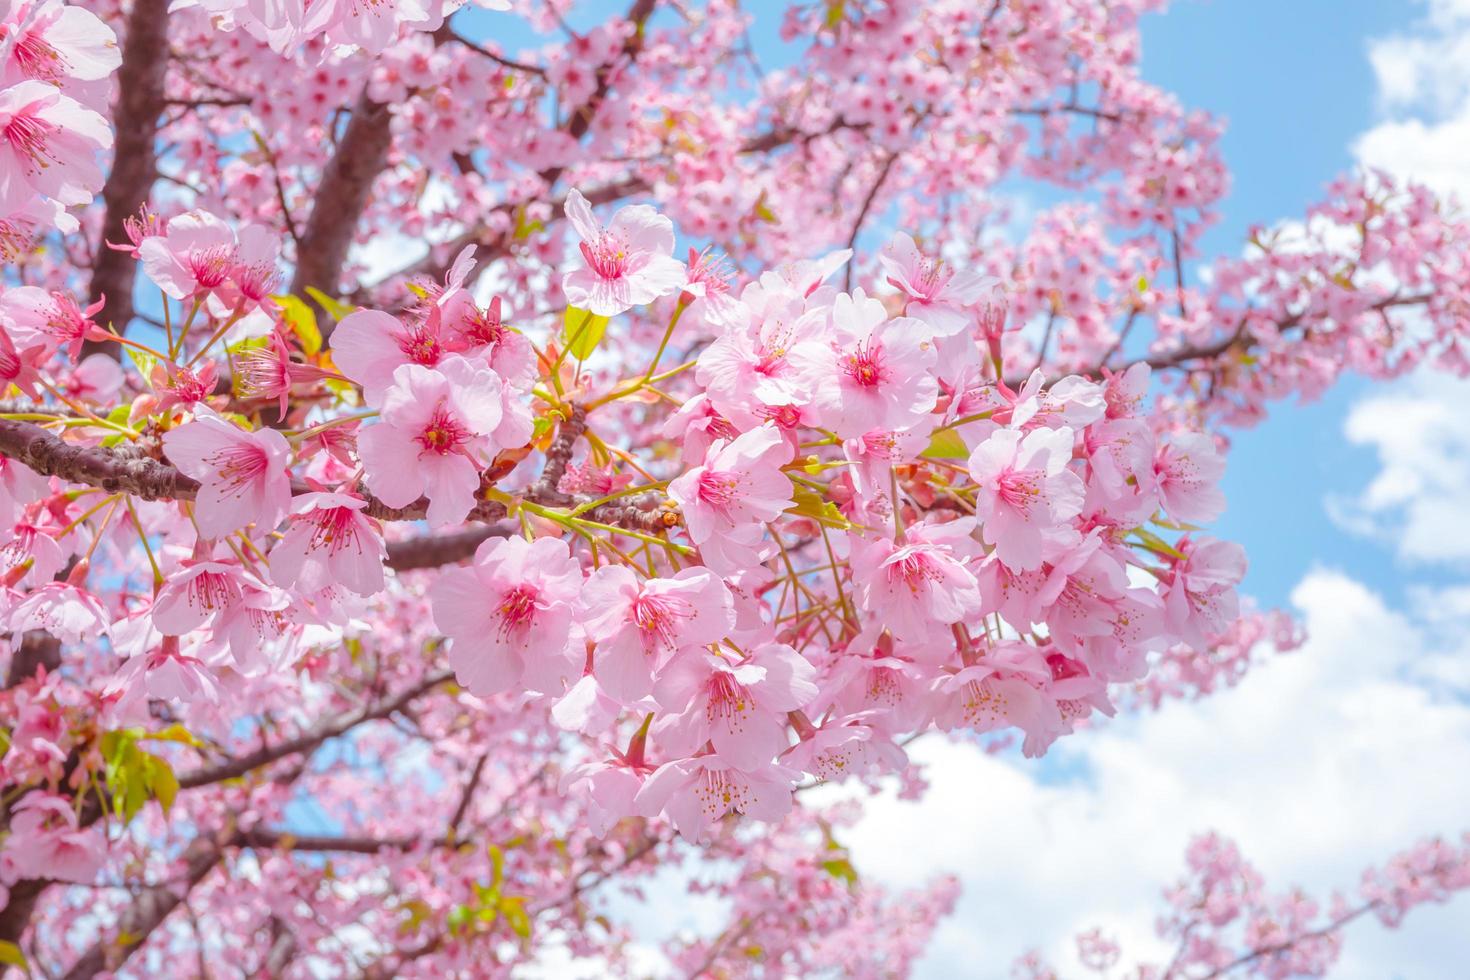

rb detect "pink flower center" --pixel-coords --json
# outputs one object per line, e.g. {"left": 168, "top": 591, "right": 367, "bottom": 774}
{"left": 0, "top": 217, "right": 36, "bottom": 263}
{"left": 187, "top": 244, "right": 235, "bottom": 290}
{"left": 163, "top": 366, "right": 211, "bottom": 404}
{"left": 416, "top": 406, "right": 471, "bottom": 456}
{"left": 187, "top": 570, "right": 242, "bottom": 616}
{"left": 306, "top": 506, "right": 368, "bottom": 558}
{"left": 885, "top": 545, "right": 943, "bottom": 592}
{"left": 695, "top": 470, "right": 741, "bottom": 513}
{"left": 693, "top": 767, "right": 751, "bottom": 817}
{"left": 235, "top": 346, "right": 292, "bottom": 399}
{"left": 497, "top": 585, "right": 539, "bottom": 635}
{"left": 207, "top": 442, "right": 272, "bottom": 499}
{"left": 4, "top": 110, "right": 55, "bottom": 172}
{"left": 460, "top": 306, "right": 507, "bottom": 348}
{"left": 911, "top": 257, "right": 953, "bottom": 300}
{"left": 705, "top": 670, "right": 754, "bottom": 730}
{"left": 632, "top": 591, "right": 690, "bottom": 651}
{"left": 996, "top": 468, "right": 1042, "bottom": 512}
{"left": 960, "top": 678, "right": 1008, "bottom": 726}
{"left": 232, "top": 260, "right": 278, "bottom": 302}
{"left": 866, "top": 668, "right": 902, "bottom": 708}
{"left": 580, "top": 233, "right": 631, "bottom": 280}
{"left": 11, "top": 30, "right": 65, "bottom": 83}
{"left": 397, "top": 321, "right": 442, "bottom": 366}
{"left": 0, "top": 341, "right": 24, "bottom": 382}
{"left": 842, "top": 340, "right": 886, "bottom": 388}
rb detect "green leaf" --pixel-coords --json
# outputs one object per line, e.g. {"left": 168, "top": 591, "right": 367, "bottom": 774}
{"left": 821, "top": 857, "right": 859, "bottom": 885}
{"left": 1131, "top": 526, "right": 1186, "bottom": 560}
{"left": 500, "top": 896, "right": 532, "bottom": 939}
{"left": 824, "top": 0, "right": 845, "bottom": 29}
{"left": 304, "top": 286, "right": 356, "bottom": 324}
{"left": 923, "top": 428, "right": 970, "bottom": 459}
{"left": 145, "top": 756, "right": 179, "bottom": 814}
{"left": 562, "top": 306, "right": 609, "bottom": 361}
{"left": 785, "top": 485, "right": 850, "bottom": 529}
{"left": 0, "top": 940, "right": 29, "bottom": 970}
{"left": 753, "top": 191, "right": 779, "bottom": 224}
{"left": 126, "top": 346, "right": 157, "bottom": 385}
{"left": 271, "top": 294, "right": 322, "bottom": 356}
{"left": 1137, "top": 275, "right": 1149, "bottom": 293}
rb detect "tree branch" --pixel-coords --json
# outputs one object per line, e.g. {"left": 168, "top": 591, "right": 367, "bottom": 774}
{"left": 86, "top": 0, "right": 171, "bottom": 352}
{"left": 289, "top": 90, "right": 394, "bottom": 324}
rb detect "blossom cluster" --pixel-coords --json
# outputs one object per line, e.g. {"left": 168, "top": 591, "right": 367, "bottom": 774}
{"left": 1, "top": 186, "right": 1250, "bottom": 852}
{"left": 0, "top": 0, "right": 118, "bottom": 259}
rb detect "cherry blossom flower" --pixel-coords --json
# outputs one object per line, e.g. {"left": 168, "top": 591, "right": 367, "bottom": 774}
{"left": 849, "top": 518, "right": 983, "bottom": 642}
{"left": 794, "top": 291, "right": 939, "bottom": 438}
{"left": 653, "top": 642, "right": 817, "bottom": 771}
{"left": 1162, "top": 536, "right": 1246, "bottom": 650}
{"left": 137, "top": 209, "right": 239, "bottom": 300}
{"left": 0, "top": 792, "right": 105, "bottom": 884}
{"left": 163, "top": 407, "right": 293, "bottom": 539}
{"left": 152, "top": 559, "right": 251, "bottom": 635}
{"left": 428, "top": 535, "right": 584, "bottom": 697}
{"left": 635, "top": 755, "right": 796, "bottom": 841}
{"left": 668, "top": 424, "right": 794, "bottom": 574}
{"left": 0, "top": 80, "right": 110, "bottom": 213}
{"left": 879, "top": 232, "right": 998, "bottom": 335}
{"left": 581, "top": 566, "right": 735, "bottom": 702}
{"left": 331, "top": 305, "right": 449, "bottom": 406}
{"left": 0, "top": 0, "right": 121, "bottom": 94}
{"left": 6, "top": 580, "right": 108, "bottom": 643}
{"left": 356, "top": 358, "right": 505, "bottom": 526}
{"left": 968, "top": 425, "right": 1084, "bottom": 570}
{"left": 1155, "top": 431, "right": 1227, "bottom": 525}
{"left": 268, "top": 493, "right": 385, "bottom": 596}
{"left": 561, "top": 187, "right": 686, "bottom": 316}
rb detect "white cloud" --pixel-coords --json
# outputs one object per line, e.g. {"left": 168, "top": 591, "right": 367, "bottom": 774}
{"left": 831, "top": 567, "right": 1470, "bottom": 978}
{"left": 1354, "top": 0, "right": 1470, "bottom": 200}
{"left": 1327, "top": 370, "right": 1470, "bottom": 566}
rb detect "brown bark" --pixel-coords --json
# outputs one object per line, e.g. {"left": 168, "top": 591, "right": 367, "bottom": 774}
{"left": 86, "top": 0, "right": 171, "bottom": 354}
{"left": 288, "top": 91, "right": 394, "bottom": 326}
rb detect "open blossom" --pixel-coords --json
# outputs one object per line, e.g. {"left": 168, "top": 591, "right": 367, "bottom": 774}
{"left": 136, "top": 209, "right": 237, "bottom": 300}
{"left": 932, "top": 661, "right": 1064, "bottom": 758}
{"left": 7, "top": 581, "right": 108, "bottom": 643}
{"left": 581, "top": 566, "right": 735, "bottom": 702}
{"left": 783, "top": 722, "right": 907, "bottom": 783}
{"left": 268, "top": 493, "right": 385, "bottom": 596}
{"left": 653, "top": 642, "right": 817, "bottom": 771}
{"left": 668, "top": 424, "right": 794, "bottom": 574}
{"left": 879, "top": 232, "right": 998, "bottom": 335}
{"left": 356, "top": 359, "right": 505, "bottom": 527}
{"left": 0, "top": 319, "right": 45, "bottom": 397}
{"left": 331, "top": 305, "right": 449, "bottom": 405}
{"left": 1162, "top": 536, "right": 1246, "bottom": 650}
{"left": 0, "top": 79, "right": 110, "bottom": 213}
{"left": 794, "top": 291, "right": 939, "bottom": 438}
{"left": 561, "top": 187, "right": 686, "bottom": 316}
{"left": 428, "top": 535, "right": 584, "bottom": 697}
{"left": 1, "top": 1, "right": 121, "bottom": 94}
{"left": 0, "top": 792, "right": 105, "bottom": 884}
{"left": 1155, "top": 431, "right": 1227, "bottom": 525}
{"left": 163, "top": 407, "right": 293, "bottom": 539}
{"left": 635, "top": 755, "right": 796, "bottom": 841}
{"left": 969, "top": 425, "right": 1084, "bottom": 571}
{"left": 850, "top": 518, "right": 984, "bottom": 642}
{"left": 151, "top": 559, "right": 251, "bottom": 636}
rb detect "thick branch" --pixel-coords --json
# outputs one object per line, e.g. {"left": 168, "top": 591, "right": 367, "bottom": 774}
{"left": 289, "top": 90, "right": 394, "bottom": 322}
{"left": 86, "top": 0, "right": 171, "bottom": 349}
